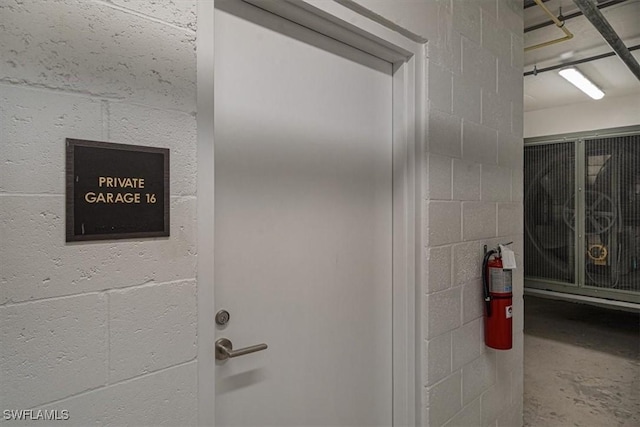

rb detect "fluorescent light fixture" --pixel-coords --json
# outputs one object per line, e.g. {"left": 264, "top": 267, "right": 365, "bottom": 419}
{"left": 559, "top": 68, "right": 605, "bottom": 100}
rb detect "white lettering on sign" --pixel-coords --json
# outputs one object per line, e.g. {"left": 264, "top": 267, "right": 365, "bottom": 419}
{"left": 85, "top": 192, "right": 141, "bottom": 204}
{"left": 83, "top": 177, "right": 157, "bottom": 205}
{"left": 98, "top": 176, "right": 145, "bottom": 188}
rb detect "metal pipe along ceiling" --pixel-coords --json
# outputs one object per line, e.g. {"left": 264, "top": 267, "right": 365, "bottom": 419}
{"left": 572, "top": 0, "right": 640, "bottom": 81}
{"left": 525, "top": 0, "right": 574, "bottom": 52}
{"left": 524, "top": 0, "right": 550, "bottom": 9}
{"left": 524, "top": 0, "right": 627, "bottom": 34}
{"left": 524, "top": 43, "right": 640, "bottom": 76}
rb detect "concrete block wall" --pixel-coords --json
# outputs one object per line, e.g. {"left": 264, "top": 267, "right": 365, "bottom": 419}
{"left": 0, "top": 0, "right": 198, "bottom": 424}
{"left": 352, "top": 1, "right": 525, "bottom": 425}
{"left": 424, "top": 1, "right": 525, "bottom": 425}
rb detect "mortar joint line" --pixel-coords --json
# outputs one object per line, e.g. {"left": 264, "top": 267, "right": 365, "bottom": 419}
{"left": 94, "top": 0, "right": 196, "bottom": 34}
{"left": 106, "top": 290, "right": 111, "bottom": 386}
{"left": 25, "top": 359, "right": 197, "bottom": 411}
{"left": 101, "top": 100, "right": 110, "bottom": 140}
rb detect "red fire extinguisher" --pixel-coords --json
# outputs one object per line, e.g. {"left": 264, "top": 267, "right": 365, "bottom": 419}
{"left": 482, "top": 246, "right": 513, "bottom": 350}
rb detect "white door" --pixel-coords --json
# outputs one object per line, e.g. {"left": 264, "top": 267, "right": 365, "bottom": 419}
{"left": 214, "top": 1, "right": 393, "bottom": 425}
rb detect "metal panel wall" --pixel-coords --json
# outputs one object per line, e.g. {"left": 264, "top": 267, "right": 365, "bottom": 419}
{"left": 524, "top": 130, "right": 640, "bottom": 303}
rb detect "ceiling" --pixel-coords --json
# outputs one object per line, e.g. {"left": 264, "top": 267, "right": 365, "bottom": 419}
{"left": 523, "top": 0, "right": 640, "bottom": 112}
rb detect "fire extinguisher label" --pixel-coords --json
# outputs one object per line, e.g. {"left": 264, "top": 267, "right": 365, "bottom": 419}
{"left": 506, "top": 306, "right": 513, "bottom": 319}
{"left": 489, "top": 268, "right": 512, "bottom": 293}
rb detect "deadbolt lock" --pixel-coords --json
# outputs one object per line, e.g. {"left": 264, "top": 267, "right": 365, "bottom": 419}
{"left": 215, "top": 309, "right": 230, "bottom": 326}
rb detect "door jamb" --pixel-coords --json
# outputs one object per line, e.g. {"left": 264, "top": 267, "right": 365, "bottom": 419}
{"left": 196, "top": 1, "right": 426, "bottom": 425}
{"left": 196, "top": 1, "right": 216, "bottom": 426}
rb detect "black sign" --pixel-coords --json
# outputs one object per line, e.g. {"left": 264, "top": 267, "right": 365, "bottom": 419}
{"left": 66, "top": 139, "right": 169, "bottom": 241}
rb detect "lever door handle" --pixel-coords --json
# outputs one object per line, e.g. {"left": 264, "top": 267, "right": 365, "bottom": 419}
{"left": 215, "top": 338, "right": 268, "bottom": 361}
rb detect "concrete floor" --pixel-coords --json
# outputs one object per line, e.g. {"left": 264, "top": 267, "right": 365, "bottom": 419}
{"left": 524, "top": 296, "right": 640, "bottom": 427}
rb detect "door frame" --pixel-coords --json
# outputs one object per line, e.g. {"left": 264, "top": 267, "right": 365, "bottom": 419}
{"left": 196, "top": 1, "right": 426, "bottom": 425}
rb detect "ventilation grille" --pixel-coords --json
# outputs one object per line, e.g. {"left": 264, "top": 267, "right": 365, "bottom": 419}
{"left": 524, "top": 135, "right": 640, "bottom": 294}
{"left": 524, "top": 142, "right": 576, "bottom": 284}
{"left": 583, "top": 136, "right": 640, "bottom": 291}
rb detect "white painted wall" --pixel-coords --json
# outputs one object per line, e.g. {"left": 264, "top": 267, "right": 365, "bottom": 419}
{"left": 1, "top": 0, "right": 524, "bottom": 425}
{"left": 524, "top": 93, "right": 640, "bottom": 138}
{"left": 0, "top": 0, "right": 197, "bottom": 424}
{"left": 351, "top": 1, "right": 525, "bottom": 425}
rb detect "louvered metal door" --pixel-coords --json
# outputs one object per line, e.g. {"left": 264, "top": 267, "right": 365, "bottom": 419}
{"left": 524, "top": 130, "right": 640, "bottom": 303}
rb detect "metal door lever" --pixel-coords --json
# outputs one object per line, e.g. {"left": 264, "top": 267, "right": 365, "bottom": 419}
{"left": 215, "top": 338, "right": 268, "bottom": 361}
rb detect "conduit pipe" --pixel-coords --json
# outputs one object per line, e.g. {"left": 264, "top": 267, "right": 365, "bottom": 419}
{"left": 523, "top": 43, "right": 640, "bottom": 76}
{"left": 525, "top": 0, "right": 627, "bottom": 33}
{"left": 572, "top": 0, "right": 640, "bottom": 81}
{"left": 525, "top": 0, "right": 574, "bottom": 52}
{"left": 524, "top": 0, "right": 549, "bottom": 9}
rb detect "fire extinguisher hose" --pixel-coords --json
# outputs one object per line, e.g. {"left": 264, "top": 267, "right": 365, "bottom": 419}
{"left": 482, "top": 249, "right": 497, "bottom": 317}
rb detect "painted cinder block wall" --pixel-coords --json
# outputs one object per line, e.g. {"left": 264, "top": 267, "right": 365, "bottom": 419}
{"left": 0, "top": 0, "right": 198, "bottom": 424}
{"left": 351, "top": 0, "right": 525, "bottom": 425}
{"left": 1, "top": 0, "right": 523, "bottom": 425}
{"left": 524, "top": 93, "right": 640, "bottom": 137}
